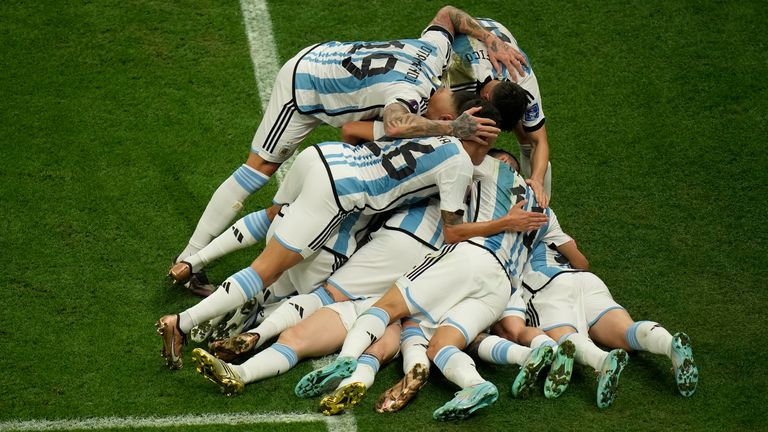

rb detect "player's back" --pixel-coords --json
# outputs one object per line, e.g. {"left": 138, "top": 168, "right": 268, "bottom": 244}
{"left": 314, "top": 136, "right": 471, "bottom": 214}
{"left": 293, "top": 29, "right": 452, "bottom": 127}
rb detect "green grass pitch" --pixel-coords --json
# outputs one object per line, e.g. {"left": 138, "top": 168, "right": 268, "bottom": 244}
{"left": 1, "top": 0, "right": 766, "bottom": 431}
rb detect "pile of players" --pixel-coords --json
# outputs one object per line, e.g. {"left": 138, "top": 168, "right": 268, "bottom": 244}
{"left": 156, "top": 6, "right": 698, "bottom": 421}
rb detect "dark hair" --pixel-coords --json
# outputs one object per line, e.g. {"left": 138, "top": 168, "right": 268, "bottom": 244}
{"left": 487, "top": 148, "right": 521, "bottom": 172}
{"left": 451, "top": 91, "right": 479, "bottom": 115}
{"left": 456, "top": 97, "right": 503, "bottom": 129}
{"left": 490, "top": 82, "right": 529, "bottom": 131}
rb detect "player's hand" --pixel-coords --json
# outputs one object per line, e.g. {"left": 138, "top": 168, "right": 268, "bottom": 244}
{"left": 210, "top": 332, "right": 259, "bottom": 362}
{"left": 452, "top": 106, "right": 500, "bottom": 144}
{"left": 525, "top": 178, "right": 549, "bottom": 208}
{"left": 485, "top": 34, "right": 527, "bottom": 81}
{"left": 503, "top": 199, "right": 548, "bottom": 232}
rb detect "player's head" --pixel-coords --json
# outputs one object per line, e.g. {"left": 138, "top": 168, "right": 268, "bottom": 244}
{"left": 488, "top": 148, "right": 521, "bottom": 172}
{"left": 480, "top": 80, "right": 529, "bottom": 131}
{"left": 425, "top": 88, "right": 477, "bottom": 121}
{"left": 456, "top": 98, "right": 503, "bottom": 161}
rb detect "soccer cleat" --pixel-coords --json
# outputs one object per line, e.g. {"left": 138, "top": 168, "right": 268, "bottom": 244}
{"left": 433, "top": 381, "right": 498, "bottom": 421}
{"left": 319, "top": 382, "right": 367, "bottom": 416}
{"left": 210, "top": 332, "right": 260, "bottom": 362}
{"left": 156, "top": 314, "right": 185, "bottom": 370}
{"left": 596, "top": 349, "right": 629, "bottom": 408}
{"left": 191, "top": 347, "right": 245, "bottom": 396}
{"left": 671, "top": 332, "right": 699, "bottom": 397}
{"left": 511, "top": 345, "right": 553, "bottom": 398}
{"left": 210, "top": 299, "right": 259, "bottom": 340}
{"left": 544, "top": 339, "right": 576, "bottom": 399}
{"left": 168, "top": 261, "right": 193, "bottom": 284}
{"left": 375, "top": 363, "right": 429, "bottom": 413}
{"left": 295, "top": 356, "right": 357, "bottom": 398}
{"left": 186, "top": 272, "right": 214, "bottom": 297}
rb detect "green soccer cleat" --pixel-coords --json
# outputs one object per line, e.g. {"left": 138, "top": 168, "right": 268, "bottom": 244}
{"left": 544, "top": 339, "right": 576, "bottom": 399}
{"left": 191, "top": 347, "right": 245, "bottom": 397}
{"left": 295, "top": 356, "right": 357, "bottom": 398}
{"left": 433, "top": 381, "right": 499, "bottom": 421}
{"left": 596, "top": 349, "right": 629, "bottom": 408}
{"left": 511, "top": 345, "right": 553, "bottom": 398}
{"left": 319, "top": 382, "right": 367, "bottom": 416}
{"left": 671, "top": 332, "right": 699, "bottom": 397}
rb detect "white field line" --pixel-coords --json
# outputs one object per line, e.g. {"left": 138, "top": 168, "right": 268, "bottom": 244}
{"left": 0, "top": 412, "right": 357, "bottom": 432}
{"left": 240, "top": 0, "right": 297, "bottom": 183}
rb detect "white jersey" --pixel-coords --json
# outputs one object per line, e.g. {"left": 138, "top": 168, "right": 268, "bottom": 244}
{"left": 466, "top": 156, "right": 554, "bottom": 290}
{"left": 315, "top": 136, "right": 472, "bottom": 215}
{"left": 521, "top": 212, "right": 579, "bottom": 292}
{"left": 382, "top": 197, "right": 444, "bottom": 250}
{"left": 293, "top": 27, "right": 453, "bottom": 127}
{"left": 445, "top": 18, "right": 545, "bottom": 131}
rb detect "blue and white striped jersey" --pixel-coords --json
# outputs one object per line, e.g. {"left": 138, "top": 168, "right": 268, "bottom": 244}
{"left": 521, "top": 216, "right": 578, "bottom": 291}
{"left": 445, "top": 18, "right": 545, "bottom": 131}
{"left": 383, "top": 197, "right": 444, "bottom": 250}
{"left": 293, "top": 27, "right": 453, "bottom": 127}
{"left": 315, "top": 135, "right": 472, "bottom": 215}
{"left": 466, "top": 156, "right": 551, "bottom": 289}
{"left": 323, "top": 211, "right": 375, "bottom": 258}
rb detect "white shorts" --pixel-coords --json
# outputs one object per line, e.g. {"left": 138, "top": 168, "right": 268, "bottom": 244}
{"left": 523, "top": 272, "right": 623, "bottom": 333}
{"left": 271, "top": 148, "right": 353, "bottom": 258}
{"left": 251, "top": 46, "right": 323, "bottom": 163}
{"left": 415, "top": 296, "right": 505, "bottom": 348}
{"left": 268, "top": 247, "right": 341, "bottom": 297}
{"left": 395, "top": 242, "right": 510, "bottom": 327}
{"left": 324, "top": 297, "right": 379, "bottom": 331}
{"left": 327, "top": 227, "right": 436, "bottom": 300}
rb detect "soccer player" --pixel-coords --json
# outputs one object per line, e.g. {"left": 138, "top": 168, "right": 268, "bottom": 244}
{"left": 173, "top": 6, "right": 527, "bottom": 266}
{"left": 297, "top": 152, "right": 553, "bottom": 421}
{"left": 445, "top": 17, "right": 553, "bottom": 208}
{"left": 521, "top": 229, "right": 699, "bottom": 407}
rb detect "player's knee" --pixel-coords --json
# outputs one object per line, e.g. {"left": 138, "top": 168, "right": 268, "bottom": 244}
{"left": 246, "top": 152, "right": 279, "bottom": 176}
{"left": 276, "top": 326, "right": 307, "bottom": 353}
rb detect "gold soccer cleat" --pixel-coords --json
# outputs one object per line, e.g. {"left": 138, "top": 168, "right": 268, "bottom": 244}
{"left": 191, "top": 347, "right": 245, "bottom": 396}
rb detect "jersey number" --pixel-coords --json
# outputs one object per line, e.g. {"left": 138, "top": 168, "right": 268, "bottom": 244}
{"left": 342, "top": 41, "right": 404, "bottom": 80}
{"left": 363, "top": 141, "right": 435, "bottom": 180}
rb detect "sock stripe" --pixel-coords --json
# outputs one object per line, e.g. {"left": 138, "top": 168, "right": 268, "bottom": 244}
{"left": 490, "top": 338, "right": 514, "bottom": 364}
{"left": 231, "top": 267, "right": 264, "bottom": 299}
{"left": 233, "top": 164, "right": 269, "bottom": 193}
{"left": 358, "top": 354, "right": 380, "bottom": 373}
{"left": 311, "top": 286, "right": 335, "bottom": 306}
{"left": 243, "top": 210, "right": 271, "bottom": 240}
{"left": 434, "top": 346, "right": 461, "bottom": 371}
{"left": 626, "top": 321, "right": 648, "bottom": 351}
{"left": 362, "top": 307, "right": 390, "bottom": 327}
{"left": 400, "top": 326, "right": 426, "bottom": 342}
{"left": 271, "top": 343, "right": 299, "bottom": 367}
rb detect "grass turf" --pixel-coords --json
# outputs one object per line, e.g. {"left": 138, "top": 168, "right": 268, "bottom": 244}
{"left": 0, "top": 0, "right": 766, "bottom": 430}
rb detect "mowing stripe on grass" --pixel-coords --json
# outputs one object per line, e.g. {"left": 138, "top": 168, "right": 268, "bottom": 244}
{"left": 0, "top": 412, "right": 357, "bottom": 432}
{"left": 240, "top": 0, "right": 296, "bottom": 183}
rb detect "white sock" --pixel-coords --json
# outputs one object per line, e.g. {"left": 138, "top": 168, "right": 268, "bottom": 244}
{"left": 433, "top": 346, "right": 485, "bottom": 388}
{"left": 185, "top": 209, "right": 271, "bottom": 271}
{"left": 400, "top": 326, "right": 430, "bottom": 373}
{"left": 250, "top": 287, "right": 334, "bottom": 348}
{"left": 477, "top": 335, "right": 531, "bottom": 366}
{"left": 232, "top": 342, "right": 298, "bottom": 384}
{"left": 564, "top": 332, "right": 609, "bottom": 371}
{"left": 627, "top": 321, "right": 673, "bottom": 357}
{"left": 178, "top": 165, "right": 269, "bottom": 260}
{"left": 177, "top": 267, "right": 263, "bottom": 333}
{"left": 530, "top": 334, "right": 558, "bottom": 350}
{"left": 339, "top": 307, "right": 390, "bottom": 359}
{"left": 339, "top": 353, "right": 379, "bottom": 389}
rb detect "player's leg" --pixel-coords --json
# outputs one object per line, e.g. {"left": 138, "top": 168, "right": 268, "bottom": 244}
{"left": 430, "top": 326, "right": 498, "bottom": 421}
{"left": 321, "top": 321, "right": 402, "bottom": 415}
{"left": 175, "top": 49, "right": 321, "bottom": 261}
{"left": 375, "top": 320, "right": 431, "bottom": 413}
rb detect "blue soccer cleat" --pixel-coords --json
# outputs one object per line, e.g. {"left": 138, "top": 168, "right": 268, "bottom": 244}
{"left": 511, "top": 345, "right": 553, "bottom": 398}
{"left": 671, "top": 332, "right": 699, "bottom": 397}
{"left": 433, "top": 381, "right": 499, "bottom": 421}
{"left": 596, "top": 349, "right": 629, "bottom": 408}
{"left": 544, "top": 339, "right": 576, "bottom": 399}
{"left": 295, "top": 356, "right": 357, "bottom": 398}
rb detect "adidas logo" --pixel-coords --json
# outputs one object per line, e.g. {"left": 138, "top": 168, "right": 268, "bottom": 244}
{"left": 222, "top": 281, "right": 231, "bottom": 293}
{"left": 291, "top": 303, "right": 305, "bottom": 318}
{"left": 231, "top": 226, "right": 244, "bottom": 243}
{"left": 367, "top": 331, "right": 378, "bottom": 343}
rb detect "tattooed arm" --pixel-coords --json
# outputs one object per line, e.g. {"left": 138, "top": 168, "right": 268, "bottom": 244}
{"left": 431, "top": 6, "right": 527, "bottom": 79}
{"left": 383, "top": 103, "right": 499, "bottom": 142}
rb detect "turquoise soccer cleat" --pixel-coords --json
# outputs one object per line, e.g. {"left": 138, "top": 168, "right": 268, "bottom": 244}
{"left": 511, "top": 345, "right": 553, "bottom": 398}
{"left": 671, "top": 332, "right": 699, "bottom": 397}
{"left": 433, "top": 381, "right": 499, "bottom": 421}
{"left": 544, "top": 339, "right": 576, "bottom": 399}
{"left": 295, "top": 356, "right": 357, "bottom": 398}
{"left": 596, "top": 349, "right": 629, "bottom": 408}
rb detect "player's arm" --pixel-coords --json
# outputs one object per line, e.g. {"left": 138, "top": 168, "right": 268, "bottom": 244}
{"left": 341, "top": 121, "right": 375, "bottom": 145}
{"left": 431, "top": 6, "right": 527, "bottom": 79}
{"left": 440, "top": 200, "right": 548, "bottom": 244}
{"left": 522, "top": 125, "right": 550, "bottom": 208}
{"left": 555, "top": 239, "right": 589, "bottom": 270}
{"left": 383, "top": 104, "right": 499, "bottom": 142}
